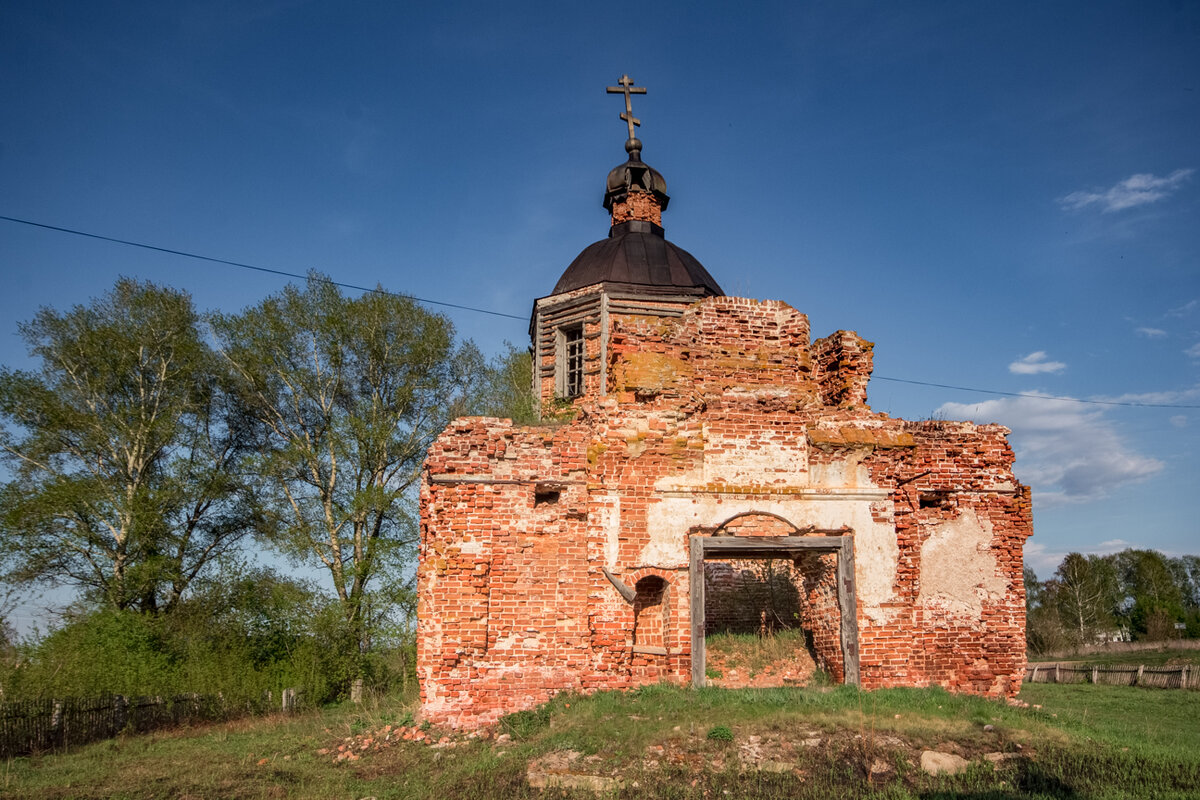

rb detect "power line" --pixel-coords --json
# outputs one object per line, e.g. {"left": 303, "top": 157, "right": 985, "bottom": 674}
{"left": 0, "top": 214, "right": 527, "bottom": 322}
{"left": 4, "top": 213, "right": 1197, "bottom": 409}
{"left": 874, "top": 376, "right": 1200, "bottom": 409}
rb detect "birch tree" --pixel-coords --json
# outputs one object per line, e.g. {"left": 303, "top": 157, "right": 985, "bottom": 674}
{"left": 0, "top": 279, "right": 256, "bottom": 613}
{"left": 213, "top": 275, "right": 480, "bottom": 655}
{"left": 1054, "top": 552, "right": 1118, "bottom": 644}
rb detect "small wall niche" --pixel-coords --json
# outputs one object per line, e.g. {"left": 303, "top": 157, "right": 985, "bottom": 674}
{"left": 534, "top": 482, "right": 564, "bottom": 506}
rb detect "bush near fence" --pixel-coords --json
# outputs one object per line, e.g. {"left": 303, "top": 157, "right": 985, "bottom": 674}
{"left": 1025, "top": 662, "right": 1199, "bottom": 689}
{"left": 0, "top": 689, "right": 303, "bottom": 757}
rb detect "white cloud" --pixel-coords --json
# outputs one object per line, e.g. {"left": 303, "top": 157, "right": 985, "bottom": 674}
{"left": 1024, "top": 538, "right": 1146, "bottom": 578}
{"left": 1093, "top": 384, "right": 1200, "bottom": 405}
{"left": 1167, "top": 299, "right": 1198, "bottom": 318}
{"left": 940, "top": 393, "right": 1163, "bottom": 508}
{"left": 1170, "top": 415, "right": 1188, "bottom": 428}
{"left": 1135, "top": 327, "right": 1167, "bottom": 338}
{"left": 1187, "top": 342, "right": 1200, "bottom": 359}
{"left": 1009, "top": 351, "right": 1066, "bottom": 375}
{"left": 1058, "top": 168, "right": 1193, "bottom": 213}
{"left": 1023, "top": 539, "right": 1135, "bottom": 577}
{"left": 1022, "top": 542, "right": 1058, "bottom": 576}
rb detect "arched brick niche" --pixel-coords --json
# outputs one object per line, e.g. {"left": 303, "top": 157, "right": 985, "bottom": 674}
{"left": 633, "top": 575, "right": 668, "bottom": 651}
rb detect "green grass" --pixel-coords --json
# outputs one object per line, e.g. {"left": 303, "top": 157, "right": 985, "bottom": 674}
{"left": 705, "top": 628, "right": 810, "bottom": 677}
{"left": 2, "top": 683, "right": 1198, "bottom": 799}
{"left": 1017, "top": 683, "right": 1199, "bottom": 759}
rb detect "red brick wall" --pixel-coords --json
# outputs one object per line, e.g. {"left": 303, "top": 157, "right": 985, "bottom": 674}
{"left": 419, "top": 297, "right": 1033, "bottom": 728}
{"left": 610, "top": 190, "right": 662, "bottom": 226}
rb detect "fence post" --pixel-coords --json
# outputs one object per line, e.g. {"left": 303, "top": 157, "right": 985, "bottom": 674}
{"left": 1031, "top": 665, "right": 1040, "bottom": 683}
{"left": 114, "top": 695, "right": 128, "bottom": 734}
{"left": 282, "top": 688, "right": 297, "bottom": 713}
{"left": 1055, "top": 664, "right": 1060, "bottom": 683}
{"left": 50, "top": 700, "right": 64, "bottom": 748}
{"left": 1092, "top": 666, "right": 1099, "bottom": 685}
{"left": 1181, "top": 665, "right": 1189, "bottom": 689}
{"left": 1136, "top": 664, "right": 1144, "bottom": 686}
{"left": 351, "top": 679, "right": 363, "bottom": 704}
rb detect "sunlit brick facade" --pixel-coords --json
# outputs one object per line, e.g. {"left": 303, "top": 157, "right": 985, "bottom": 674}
{"left": 417, "top": 136, "right": 1032, "bottom": 729}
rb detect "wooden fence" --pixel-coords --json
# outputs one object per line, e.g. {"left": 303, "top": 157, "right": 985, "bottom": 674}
{"left": 1025, "top": 662, "right": 1199, "bottom": 690}
{"left": 0, "top": 690, "right": 301, "bottom": 757}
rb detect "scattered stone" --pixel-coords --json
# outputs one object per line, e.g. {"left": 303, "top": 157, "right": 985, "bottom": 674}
{"left": 527, "top": 750, "right": 623, "bottom": 792}
{"left": 759, "top": 760, "right": 794, "bottom": 774}
{"left": 920, "top": 750, "right": 970, "bottom": 776}
{"left": 983, "top": 724, "right": 995, "bottom": 732}
{"left": 984, "top": 752, "right": 1020, "bottom": 766}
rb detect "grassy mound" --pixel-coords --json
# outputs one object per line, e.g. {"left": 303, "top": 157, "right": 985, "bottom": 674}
{"left": 3, "top": 682, "right": 1198, "bottom": 799}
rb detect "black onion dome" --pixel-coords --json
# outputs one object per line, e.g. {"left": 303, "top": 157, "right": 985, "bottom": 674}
{"left": 552, "top": 220, "right": 724, "bottom": 296}
{"left": 604, "top": 152, "right": 669, "bottom": 213}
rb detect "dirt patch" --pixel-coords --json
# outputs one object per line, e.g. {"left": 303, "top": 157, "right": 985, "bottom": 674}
{"left": 522, "top": 725, "right": 1028, "bottom": 791}
{"left": 705, "top": 630, "right": 818, "bottom": 688}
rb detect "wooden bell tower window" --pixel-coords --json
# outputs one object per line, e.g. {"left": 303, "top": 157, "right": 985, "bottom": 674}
{"left": 559, "top": 325, "right": 584, "bottom": 398}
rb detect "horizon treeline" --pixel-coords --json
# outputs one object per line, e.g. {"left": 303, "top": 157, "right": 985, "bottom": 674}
{"left": 1025, "top": 549, "right": 1200, "bottom": 654}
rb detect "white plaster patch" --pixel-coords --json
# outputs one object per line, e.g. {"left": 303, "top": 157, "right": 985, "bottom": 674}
{"left": 592, "top": 496, "right": 621, "bottom": 570}
{"left": 702, "top": 424, "right": 807, "bottom": 485}
{"left": 808, "top": 449, "right": 873, "bottom": 488}
{"left": 457, "top": 539, "right": 484, "bottom": 555}
{"left": 917, "top": 508, "right": 1007, "bottom": 617}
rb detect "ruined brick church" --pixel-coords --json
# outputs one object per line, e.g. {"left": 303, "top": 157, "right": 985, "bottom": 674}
{"left": 418, "top": 79, "right": 1033, "bottom": 729}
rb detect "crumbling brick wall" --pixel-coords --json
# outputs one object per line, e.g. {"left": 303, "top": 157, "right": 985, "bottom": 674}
{"left": 419, "top": 295, "right": 1032, "bottom": 728}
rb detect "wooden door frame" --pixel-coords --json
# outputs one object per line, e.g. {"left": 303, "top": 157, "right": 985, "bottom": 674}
{"left": 689, "top": 534, "right": 860, "bottom": 687}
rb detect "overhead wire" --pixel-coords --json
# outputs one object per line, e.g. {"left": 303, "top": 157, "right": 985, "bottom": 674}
{"left": 0, "top": 214, "right": 527, "bottom": 321}
{"left": 3, "top": 213, "right": 1198, "bottom": 409}
{"left": 872, "top": 376, "right": 1199, "bottom": 409}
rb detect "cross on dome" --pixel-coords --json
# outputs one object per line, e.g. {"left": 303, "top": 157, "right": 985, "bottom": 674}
{"left": 606, "top": 74, "right": 646, "bottom": 145}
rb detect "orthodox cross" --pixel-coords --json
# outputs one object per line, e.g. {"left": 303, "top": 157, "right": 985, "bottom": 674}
{"left": 606, "top": 74, "right": 646, "bottom": 141}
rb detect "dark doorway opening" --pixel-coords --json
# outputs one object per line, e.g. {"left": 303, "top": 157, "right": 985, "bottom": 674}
{"left": 703, "top": 556, "right": 818, "bottom": 687}
{"left": 689, "top": 531, "right": 859, "bottom": 688}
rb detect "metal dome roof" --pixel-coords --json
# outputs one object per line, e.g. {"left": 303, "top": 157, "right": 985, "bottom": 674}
{"left": 551, "top": 220, "right": 724, "bottom": 296}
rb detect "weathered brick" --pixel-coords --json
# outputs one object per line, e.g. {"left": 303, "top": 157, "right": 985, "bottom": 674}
{"left": 419, "top": 296, "right": 1032, "bottom": 728}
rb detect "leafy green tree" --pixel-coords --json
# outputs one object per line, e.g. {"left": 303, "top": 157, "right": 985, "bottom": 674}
{"left": 2, "top": 568, "right": 341, "bottom": 703}
{"left": 1023, "top": 569, "right": 1073, "bottom": 655}
{"left": 1023, "top": 567, "right": 1044, "bottom": 615}
{"left": 0, "top": 279, "right": 257, "bottom": 613}
{"left": 476, "top": 342, "right": 538, "bottom": 424}
{"left": 1054, "top": 553, "right": 1119, "bottom": 644}
{"left": 1167, "top": 555, "right": 1200, "bottom": 610}
{"left": 6, "top": 608, "right": 176, "bottom": 699}
{"left": 213, "top": 275, "right": 481, "bottom": 662}
{"left": 1112, "top": 549, "right": 1185, "bottom": 639}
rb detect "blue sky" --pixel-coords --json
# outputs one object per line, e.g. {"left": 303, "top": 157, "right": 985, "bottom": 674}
{"left": 2, "top": 1, "right": 1198, "bottom": 620}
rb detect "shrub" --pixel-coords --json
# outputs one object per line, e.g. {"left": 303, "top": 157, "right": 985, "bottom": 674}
{"left": 706, "top": 724, "right": 734, "bottom": 742}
